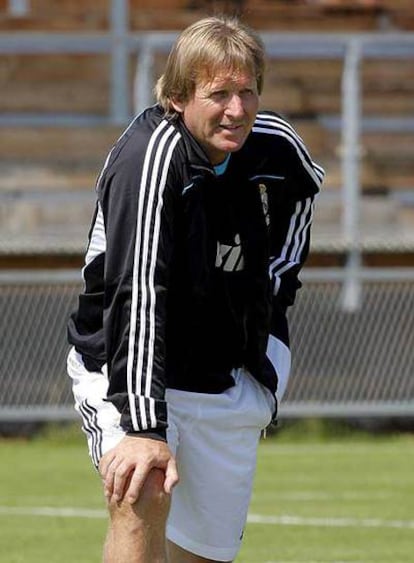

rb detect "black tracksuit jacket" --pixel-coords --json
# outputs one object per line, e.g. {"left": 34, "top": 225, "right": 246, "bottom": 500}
{"left": 68, "top": 105, "right": 324, "bottom": 437}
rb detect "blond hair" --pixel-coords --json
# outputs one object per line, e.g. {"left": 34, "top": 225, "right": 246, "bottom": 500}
{"left": 155, "top": 16, "right": 265, "bottom": 114}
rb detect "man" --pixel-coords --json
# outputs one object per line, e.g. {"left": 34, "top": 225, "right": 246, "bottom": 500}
{"left": 67, "top": 15, "right": 324, "bottom": 563}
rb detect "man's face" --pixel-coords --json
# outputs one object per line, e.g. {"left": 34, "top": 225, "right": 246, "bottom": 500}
{"left": 172, "top": 69, "right": 260, "bottom": 165}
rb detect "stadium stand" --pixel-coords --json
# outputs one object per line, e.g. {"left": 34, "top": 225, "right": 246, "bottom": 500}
{"left": 1, "top": 2, "right": 414, "bottom": 425}
{"left": 1, "top": 0, "right": 414, "bottom": 266}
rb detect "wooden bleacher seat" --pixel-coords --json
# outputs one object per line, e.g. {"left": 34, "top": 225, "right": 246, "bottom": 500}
{"left": 0, "top": 0, "right": 109, "bottom": 31}
{"left": 242, "top": 0, "right": 386, "bottom": 31}
{"left": 2, "top": 0, "right": 412, "bottom": 32}
{"left": 1, "top": 54, "right": 111, "bottom": 115}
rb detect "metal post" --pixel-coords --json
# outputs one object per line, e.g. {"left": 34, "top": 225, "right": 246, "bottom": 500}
{"left": 134, "top": 42, "right": 154, "bottom": 115}
{"left": 341, "top": 39, "right": 362, "bottom": 311}
{"left": 8, "top": 0, "right": 29, "bottom": 16}
{"left": 110, "top": 0, "right": 130, "bottom": 124}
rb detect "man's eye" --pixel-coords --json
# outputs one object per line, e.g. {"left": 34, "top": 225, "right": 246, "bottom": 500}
{"left": 211, "top": 91, "right": 227, "bottom": 100}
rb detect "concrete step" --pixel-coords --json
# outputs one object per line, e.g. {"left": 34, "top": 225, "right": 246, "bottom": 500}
{"left": 0, "top": 189, "right": 95, "bottom": 237}
{"left": 0, "top": 186, "right": 410, "bottom": 237}
{"left": 0, "top": 165, "right": 97, "bottom": 193}
{"left": 314, "top": 192, "right": 400, "bottom": 225}
{"left": 0, "top": 125, "right": 121, "bottom": 183}
{"left": 0, "top": 188, "right": 413, "bottom": 256}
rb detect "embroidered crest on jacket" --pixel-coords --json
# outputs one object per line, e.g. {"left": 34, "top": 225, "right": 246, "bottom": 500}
{"left": 259, "top": 183, "right": 270, "bottom": 226}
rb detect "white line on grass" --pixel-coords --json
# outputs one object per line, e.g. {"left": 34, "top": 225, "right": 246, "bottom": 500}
{"left": 0, "top": 506, "right": 413, "bottom": 530}
{"left": 258, "top": 443, "right": 414, "bottom": 455}
{"left": 252, "top": 491, "right": 392, "bottom": 501}
{"left": 0, "top": 506, "right": 107, "bottom": 518}
{"left": 248, "top": 513, "right": 414, "bottom": 530}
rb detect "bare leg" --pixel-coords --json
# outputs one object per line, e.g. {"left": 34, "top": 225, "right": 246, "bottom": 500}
{"left": 167, "top": 540, "right": 232, "bottom": 563}
{"left": 103, "top": 468, "right": 171, "bottom": 563}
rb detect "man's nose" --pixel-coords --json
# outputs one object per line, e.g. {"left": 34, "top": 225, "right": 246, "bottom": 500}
{"left": 225, "top": 94, "right": 244, "bottom": 117}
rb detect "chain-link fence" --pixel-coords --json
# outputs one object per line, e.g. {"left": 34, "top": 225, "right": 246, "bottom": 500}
{"left": 0, "top": 270, "right": 80, "bottom": 421}
{"left": 284, "top": 269, "right": 414, "bottom": 418}
{"left": 1, "top": 269, "right": 413, "bottom": 421}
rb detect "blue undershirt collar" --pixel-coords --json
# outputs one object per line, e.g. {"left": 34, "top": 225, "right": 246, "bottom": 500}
{"left": 213, "top": 154, "right": 231, "bottom": 176}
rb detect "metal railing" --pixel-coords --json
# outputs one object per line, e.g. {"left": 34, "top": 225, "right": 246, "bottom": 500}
{"left": 1, "top": 0, "right": 414, "bottom": 286}
{"left": 0, "top": 268, "right": 413, "bottom": 421}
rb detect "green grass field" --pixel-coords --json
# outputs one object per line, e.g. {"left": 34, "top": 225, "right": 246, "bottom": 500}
{"left": 0, "top": 423, "right": 413, "bottom": 563}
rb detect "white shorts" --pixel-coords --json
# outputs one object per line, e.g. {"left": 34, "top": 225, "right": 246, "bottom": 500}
{"left": 67, "top": 346, "right": 275, "bottom": 561}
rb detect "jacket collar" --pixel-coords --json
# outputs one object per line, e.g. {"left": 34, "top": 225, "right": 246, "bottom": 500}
{"left": 166, "top": 112, "right": 216, "bottom": 177}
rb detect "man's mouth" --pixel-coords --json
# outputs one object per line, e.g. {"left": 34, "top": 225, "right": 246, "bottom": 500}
{"left": 220, "top": 124, "right": 243, "bottom": 131}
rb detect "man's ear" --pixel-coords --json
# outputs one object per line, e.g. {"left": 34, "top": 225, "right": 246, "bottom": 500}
{"left": 171, "top": 98, "right": 185, "bottom": 113}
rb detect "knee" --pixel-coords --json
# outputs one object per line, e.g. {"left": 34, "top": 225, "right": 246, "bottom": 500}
{"left": 139, "top": 467, "right": 169, "bottom": 509}
{"left": 108, "top": 468, "right": 170, "bottom": 532}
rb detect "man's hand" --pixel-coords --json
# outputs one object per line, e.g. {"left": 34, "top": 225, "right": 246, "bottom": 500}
{"left": 99, "top": 435, "right": 179, "bottom": 505}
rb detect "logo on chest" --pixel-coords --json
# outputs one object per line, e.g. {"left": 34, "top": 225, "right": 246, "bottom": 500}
{"left": 215, "top": 233, "right": 245, "bottom": 272}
